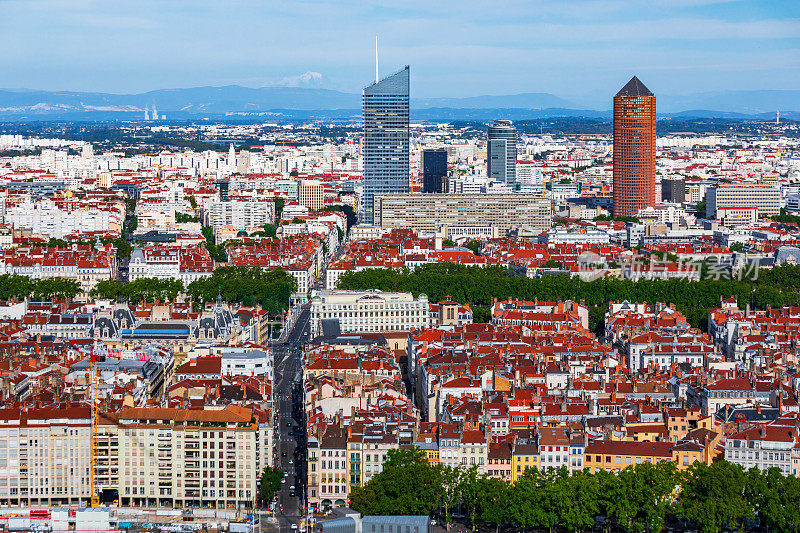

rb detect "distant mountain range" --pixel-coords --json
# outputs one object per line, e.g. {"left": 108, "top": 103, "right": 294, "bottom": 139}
{"left": 0, "top": 86, "right": 797, "bottom": 121}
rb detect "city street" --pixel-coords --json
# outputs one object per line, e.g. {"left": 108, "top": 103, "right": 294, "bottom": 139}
{"left": 263, "top": 304, "right": 311, "bottom": 532}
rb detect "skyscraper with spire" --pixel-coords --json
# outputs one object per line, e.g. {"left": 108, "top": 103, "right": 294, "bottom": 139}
{"left": 612, "top": 76, "right": 656, "bottom": 218}
{"left": 361, "top": 66, "right": 410, "bottom": 225}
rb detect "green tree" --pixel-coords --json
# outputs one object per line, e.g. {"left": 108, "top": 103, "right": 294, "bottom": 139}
{"left": 613, "top": 216, "right": 641, "bottom": 224}
{"left": 509, "top": 467, "right": 560, "bottom": 532}
{"left": 745, "top": 466, "right": 800, "bottom": 532}
{"left": 261, "top": 223, "right": 277, "bottom": 238}
{"left": 175, "top": 212, "right": 199, "bottom": 223}
{"left": 90, "top": 278, "right": 184, "bottom": 303}
{"left": 604, "top": 461, "right": 677, "bottom": 532}
{"left": 337, "top": 262, "right": 800, "bottom": 332}
{"left": 350, "top": 448, "right": 442, "bottom": 516}
{"left": 186, "top": 266, "right": 296, "bottom": 311}
{"left": 274, "top": 196, "right": 285, "bottom": 221}
{"left": 318, "top": 204, "right": 358, "bottom": 229}
{"left": 30, "top": 278, "right": 81, "bottom": 300}
{"left": 201, "top": 226, "right": 227, "bottom": 262}
{"left": 473, "top": 475, "right": 512, "bottom": 533}
{"left": 438, "top": 464, "right": 463, "bottom": 527}
{"left": 46, "top": 237, "right": 69, "bottom": 248}
{"left": 557, "top": 468, "right": 600, "bottom": 533}
{"left": 258, "top": 466, "right": 283, "bottom": 506}
{"left": 695, "top": 199, "right": 707, "bottom": 218}
{"left": 460, "top": 466, "right": 482, "bottom": 530}
{"left": 463, "top": 240, "right": 481, "bottom": 255}
{"left": 676, "top": 461, "right": 754, "bottom": 533}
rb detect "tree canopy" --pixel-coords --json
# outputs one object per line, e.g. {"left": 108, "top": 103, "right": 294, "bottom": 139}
{"left": 186, "top": 266, "right": 296, "bottom": 312}
{"left": 0, "top": 274, "right": 81, "bottom": 301}
{"left": 257, "top": 466, "right": 283, "bottom": 506}
{"left": 352, "top": 457, "right": 800, "bottom": 533}
{"left": 201, "top": 226, "right": 227, "bottom": 262}
{"left": 338, "top": 262, "right": 800, "bottom": 332}
{"left": 350, "top": 448, "right": 443, "bottom": 516}
{"left": 90, "top": 278, "right": 184, "bottom": 303}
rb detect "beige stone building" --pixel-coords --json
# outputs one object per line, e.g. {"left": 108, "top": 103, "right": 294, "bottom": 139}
{"left": 374, "top": 193, "right": 551, "bottom": 236}
{"left": 299, "top": 180, "right": 325, "bottom": 210}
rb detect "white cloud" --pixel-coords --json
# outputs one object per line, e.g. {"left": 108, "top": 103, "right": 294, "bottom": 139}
{"left": 276, "top": 71, "right": 324, "bottom": 87}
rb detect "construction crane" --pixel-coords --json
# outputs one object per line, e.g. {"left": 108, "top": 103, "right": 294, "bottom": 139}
{"left": 89, "top": 343, "right": 100, "bottom": 508}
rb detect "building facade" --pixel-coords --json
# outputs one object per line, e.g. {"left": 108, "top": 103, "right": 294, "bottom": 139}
{"left": 661, "top": 178, "right": 686, "bottom": 204}
{"left": 203, "top": 201, "right": 274, "bottom": 231}
{"left": 613, "top": 76, "right": 656, "bottom": 217}
{"left": 487, "top": 120, "right": 517, "bottom": 188}
{"left": 706, "top": 184, "right": 780, "bottom": 219}
{"left": 310, "top": 289, "right": 429, "bottom": 337}
{"left": 724, "top": 425, "right": 796, "bottom": 475}
{"left": 422, "top": 149, "right": 447, "bottom": 194}
{"left": 374, "top": 193, "right": 551, "bottom": 236}
{"left": 102, "top": 406, "right": 260, "bottom": 509}
{"left": 361, "top": 66, "right": 410, "bottom": 225}
{"left": 299, "top": 180, "right": 325, "bottom": 210}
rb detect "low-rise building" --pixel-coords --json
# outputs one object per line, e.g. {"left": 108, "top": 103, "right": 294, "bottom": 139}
{"left": 724, "top": 425, "right": 797, "bottom": 475}
{"left": 310, "top": 290, "right": 429, "bottom": 337}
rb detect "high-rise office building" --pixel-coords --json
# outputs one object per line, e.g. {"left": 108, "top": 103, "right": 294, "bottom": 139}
{"left": 487, "top": 120, "right": 517, "bottom": 187}
{"left": 422, "top": 149, "right": 447, "bottom": 193}
{"left": 612, "top": 76, "right": 657, "bottom": 217}
{"left": 361, "top": 66, "right": 410, "bottom": 224}
{"left": 661, "top": 178, "right": 686, "bottom": 204}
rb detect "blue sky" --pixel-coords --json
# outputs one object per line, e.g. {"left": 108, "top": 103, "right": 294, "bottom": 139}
{"left": 1, "top": 0, "right": 797, "bottom": 101}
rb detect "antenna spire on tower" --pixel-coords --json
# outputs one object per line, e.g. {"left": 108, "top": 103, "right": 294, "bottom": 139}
{"left": 375, "top": 35, "right": 379, "bottom": 84}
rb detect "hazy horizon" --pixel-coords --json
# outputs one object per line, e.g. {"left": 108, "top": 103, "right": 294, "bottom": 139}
{"left": 1, "top": 0, "right": 797, "bottom": 105}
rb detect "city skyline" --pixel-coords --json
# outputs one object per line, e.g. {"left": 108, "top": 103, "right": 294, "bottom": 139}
{"left": 0, "top": 0, "right": 797, "bottom": 103}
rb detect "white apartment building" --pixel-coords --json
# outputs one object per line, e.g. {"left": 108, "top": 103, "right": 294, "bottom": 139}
{"left": 135, "top": 203, "right": 177, "bottom": 230}
{"left": 287, "top": 260, "right": 317, "bottom": 303}
{"left": 310, "top": 289, "right": 429, "bottom": 337}
{"left": 0, "top": 250, "right": 115, "bottom": 294}
{"left": 5, "top": 202, "right": 123, "bottom": 239}
{"left": 516, "top": 163, "right": 545, "bottom": 191}
{"left": 204, "top": 201, "right": 274, "bottom": 231}
{"left": 219, "top": 346, "right": 272, "bottom": 379}
{"left": 706, "top": 184, "right": 780, "bottom": 219}
{"left": 99, "top": 405, "right": 261, "bottom": 509}
{"left": 724, "top": 425, "right": 796, "bottom": 476}
{"left": 544, "top": 228, "right": 610, "bottom": 245}
{"left": 0, "top": 407, "right": 93, "bottom": 508}
{"left": 128, "top": 247, "right": 213, "bottom": 285}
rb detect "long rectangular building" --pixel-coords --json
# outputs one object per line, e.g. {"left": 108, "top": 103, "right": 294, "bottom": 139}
{"left": 0, "top": 405, "right": 268, "bottom": 510}
{"left": 374, "top": 193, "right": 551, "bottom": 236}
{"left": 310, "top": 289, "right": 429, "bottom": 338}
{"left": 706, "top": 184, "right": 780, "bottom": 219}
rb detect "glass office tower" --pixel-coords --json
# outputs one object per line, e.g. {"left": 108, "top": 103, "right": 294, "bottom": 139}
{"left": 362, "top": 66, "right": 410, "bottom": 225}
{"left": 422, "top": 148, "right": 447, "bottom": 193}
{"left": 487, "top": 120, "right": 517, "bottom": 188}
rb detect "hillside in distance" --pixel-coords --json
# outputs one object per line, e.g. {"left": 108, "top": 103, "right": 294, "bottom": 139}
{"left": 0, "top": 85, "right": 797, "bottom": 121}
